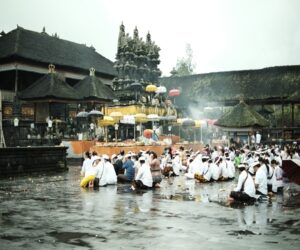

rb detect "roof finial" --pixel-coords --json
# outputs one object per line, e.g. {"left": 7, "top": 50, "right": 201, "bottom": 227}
{"left": 48, "top": 64, "right": 55, "bottom": 73}
{"left": 42, "top": 26, "right": 46, "bottom": 33}
{"left": 89, "top": 67, "right": 95, "bottom": 76}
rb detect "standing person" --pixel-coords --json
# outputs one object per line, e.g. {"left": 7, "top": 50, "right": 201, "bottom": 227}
{"left": 229, "top": 164, "right": 256, "bottom": 202}
{"left": 132, "top": 156, "right": 153, "bottom": 190}
{"left": 149, "top": 152, "right": 162, "bottom": 187}
{"left": 256, "top": 131, "right": 262, "bottom": 145}
{"left": 172, "top": 151, "right": 181, "bottom": 176}
{"left": 117, "top": 154, "right": 135, "bottom": 183}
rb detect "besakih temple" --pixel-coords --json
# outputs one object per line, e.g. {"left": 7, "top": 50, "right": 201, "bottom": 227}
{"left": 0, "top": 24, "right": 299, "bottom": 148}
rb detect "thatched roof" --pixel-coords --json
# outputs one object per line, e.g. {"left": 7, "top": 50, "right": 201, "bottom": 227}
{"left": 159, "top": 65, "right": 300, "bottom": 106}
{"left": 0, "top": 27, "right": 116, "bottom": 77}
{"left": 20, "top": 71, "right": 81, "bottom": 101}
{"left": 215, "top": 101, "right": 270, "bottom": 128}
{"left": 73, "top": 70, "right": 116, "bottom": 103}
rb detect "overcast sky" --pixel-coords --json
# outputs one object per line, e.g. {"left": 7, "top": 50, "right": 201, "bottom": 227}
{"left": 1, "top": 0, "right": 299, "bottom": 76}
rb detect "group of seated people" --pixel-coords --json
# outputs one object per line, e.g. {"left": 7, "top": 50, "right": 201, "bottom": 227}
{"left": 80, "top": 143, "right": 299, "bottom": 203}
{"left": 80, "top": 150, "right": 163, "bottom": 190}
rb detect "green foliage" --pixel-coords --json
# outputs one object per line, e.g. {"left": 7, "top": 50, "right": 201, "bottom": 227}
{"left": 174, "top": 44, "right": 196, "bottom": 76}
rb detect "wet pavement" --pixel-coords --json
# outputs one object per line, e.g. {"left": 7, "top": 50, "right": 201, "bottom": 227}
{"left": 0, "top": 166, "right": 299, "bottom": 250}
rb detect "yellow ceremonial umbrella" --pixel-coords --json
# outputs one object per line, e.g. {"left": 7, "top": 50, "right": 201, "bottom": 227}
{"left": 98, "top": 116, "right": 114, "bottom": 142}
{"left": 110, "top": 111, "right": 123, "bottom": 123}
{"left": 135, "top": 113, "right": 148, "bottom": 123}
{"left": 194, "top": 120, "right": 202, "bottom": 128}
{"left": 145, "top": 84, "right": 157, "bottom": 93}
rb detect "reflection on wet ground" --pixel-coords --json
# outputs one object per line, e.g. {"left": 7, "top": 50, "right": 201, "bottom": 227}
{"left": 0, "top": 166, "right": 299, "bottom": 249}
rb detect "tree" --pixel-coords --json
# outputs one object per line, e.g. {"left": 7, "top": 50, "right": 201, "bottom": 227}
{"left": 171, "top": 43, "right": 196, "bottom": 76}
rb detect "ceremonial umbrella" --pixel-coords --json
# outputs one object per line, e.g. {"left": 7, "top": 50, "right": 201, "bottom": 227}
{"left": 146, "top": 84, "right": 157, "bottom": 93}
{"left": 88, "top": 110, "right": 104, "bottom": 117}
{"left": 146, "top": 84, "right": 157, "bottom": 102}
{"left": 126, "top": 82, "right": 144, "bottom": 101}
{"left": 76, "top": 111, "right": 89, "bottom": 118}
{"left": 168, "top": 89, "right": 180, "bottom": 104}
{"left": 282, "top": 159, "right": 300, "bottom": 185}
{"left": 182, "top": 119, "right": 195, "bottom": 127}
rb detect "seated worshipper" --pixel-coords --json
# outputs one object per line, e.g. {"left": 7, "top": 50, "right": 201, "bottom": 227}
{"left": 117, "top": 154, "right": 135, "bottom": 183}
{"left": 210, "top": 158, "right": 221, "bottom": 181}
{"left": 90, "top": 151, "right": 99, "bottom": 162}
{"left": 113, "top": 154, "right": 125, "bottom": 175}
{"left": 225, "top": 153, "right": 235, "bottom": 180}
{"left": 219, "top": 157, "right": 229, "bottom": 181}
{"left": 103, "top": 155, "right": 117, "bottom": 185}
{"left": 149, "top": 152, "right": 162, "bottom": 187}
{"left": 185, "top": 153, "right": 202, "bottom": 179}
{"left": 162, "top": 160, "right": 175, "bottom": 177}
{"left": 253, "top": 161, "right": 268, "bottom": 196}
{"left": 262, "top": 158, "right": 274, "bottom": 192}
{"left": 80, "top": 156, "right": 101, "bottom": 188}
{"left": 229, "top": 163, "right": 256, "bottom": 203}
{"left": 194, "top": 158, "right": 212, "bottom": 182}
{"left": 132, "top": 156, "right": 153, "bottom": 190}
{"left": 94, "top": 155, "right": 116, "bottom": 187}
{"left": 81, "top": 151, "right": 92, "bottom": 177}
{"left": 270, "top": 159, "right": 284, "bottom": 193}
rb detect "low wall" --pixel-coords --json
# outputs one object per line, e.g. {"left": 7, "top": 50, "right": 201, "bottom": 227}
{"left": 0, "top": 146, "right": 68, "bottom": 176}
{"left": 90, "top": 143, "right": 204, "bottom": 157}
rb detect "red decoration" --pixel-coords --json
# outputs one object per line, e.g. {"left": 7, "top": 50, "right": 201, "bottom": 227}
{"left": 143, "top": 129, "right": 153, "bottom": 139}
{"left": 168, "top": 89, "right": 180, "bottom": 97}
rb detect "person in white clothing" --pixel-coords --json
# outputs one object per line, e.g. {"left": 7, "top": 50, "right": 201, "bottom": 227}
{"left": 81, "top": 151, "right": 92, "bottom": 177}
{"left": 229, "top": 163, "right": 256, "bottom": 202}
{"left": 254, "top": 162, "right": 268, "bottom": 195}
{"left": 219, "top": 158, "right": 229, "bottom": 180}
{"left": 210, "top": 160, "right": 221, "bottom": 181}
{"left": 172, "top": 152, "right": 182, "bottom": 176}
{"left": 103, "top": 155, "right": 117, "bottom": 185}
{"left": 271, "top": 159, "right": 284, "bottom": 193}
{"left": 133, "top": 157, "right": 153, "bottom": 189}
{"left": 185, "top": 154, "right": 201, "bottom": 179}
{"left": 80, "top": 156, "right": 101, "bottom": 188}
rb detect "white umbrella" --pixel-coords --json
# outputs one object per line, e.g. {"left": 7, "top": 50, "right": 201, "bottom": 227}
{"left": 88, "top": 110, "right": 103, "bottom": 117}
{"left": 155, "top": 86, "right": 167, "bottom": 94}
{"left": 76, "top": 111, "right": 89, "bottom": 118}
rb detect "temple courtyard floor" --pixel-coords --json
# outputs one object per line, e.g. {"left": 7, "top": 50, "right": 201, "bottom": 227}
{"left": 0, "top": 166, "right": 299, "bottom": 249}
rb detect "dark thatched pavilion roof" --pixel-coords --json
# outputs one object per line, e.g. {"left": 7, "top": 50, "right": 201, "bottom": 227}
{"left": 73, "top": 68, "right": 116, "bottom": 103}
{"left": 159, "top": 65, "right": 300, "bottom": 106}
{"left": 0, "top": 26, "right": 116, "bottom": 77}
{"left": 215, "top": 101, "right": 270, "bottom": 129}
{"left": 20, "top": 66, "right": 81, "bottom": 102}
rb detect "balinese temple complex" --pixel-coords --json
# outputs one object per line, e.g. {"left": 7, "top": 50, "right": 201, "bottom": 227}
{"left": 0, "top": 24, "right": 299, "bottom": 149}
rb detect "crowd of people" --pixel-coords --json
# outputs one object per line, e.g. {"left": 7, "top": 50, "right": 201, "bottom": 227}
{"left": 80, "top": 143, "right": 299, "bottom": 203}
